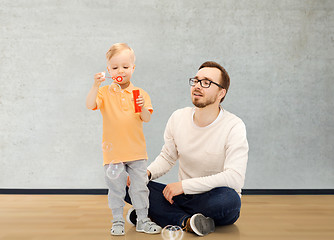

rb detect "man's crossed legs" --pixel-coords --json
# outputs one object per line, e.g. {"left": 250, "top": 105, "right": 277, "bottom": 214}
{"left": 125, "top": 181, "right": 241, "bottom": 236}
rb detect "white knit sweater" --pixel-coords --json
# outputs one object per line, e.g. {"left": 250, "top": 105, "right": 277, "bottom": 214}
{"left": 147, "top": 107, "right": 249, "bottom": 197}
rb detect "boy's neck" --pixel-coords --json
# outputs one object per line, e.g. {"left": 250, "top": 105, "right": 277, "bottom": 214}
{"left": 119, "top": 82, "right": 130, "bottom": 89}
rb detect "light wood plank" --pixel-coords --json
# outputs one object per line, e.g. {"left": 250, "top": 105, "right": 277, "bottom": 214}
{"left": 0, "top": 195, "right": 333, "bottom": 240}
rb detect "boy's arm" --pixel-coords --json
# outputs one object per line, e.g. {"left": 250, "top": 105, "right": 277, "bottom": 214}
{"left": 86, "top": 85, "right": 99, "bottom": 109}
{"left": 86, "top": 72, "right": 105, "bottom": 109}
{"left": 136, "top": 93, "right": 153, "bottom": 122}
{"left": 140, "top": 107, "right": 151, "bottom": 122}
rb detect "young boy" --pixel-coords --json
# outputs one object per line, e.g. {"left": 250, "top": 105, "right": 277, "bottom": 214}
{"left": 86, "top": 43, "right": 161, "bottom": 235}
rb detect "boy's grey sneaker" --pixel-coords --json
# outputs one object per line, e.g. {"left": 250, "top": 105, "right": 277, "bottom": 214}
{"left": 136, "top": 217, "right": 162, "bottom": 234}
{"left": 189, "top": 213, "right": 215, "bottom": 236}
{"left": 126, "top": 207, "right": 137, "bottom": 226}
{"left": 110, "top": 220, "right": 125, "bottom": 236}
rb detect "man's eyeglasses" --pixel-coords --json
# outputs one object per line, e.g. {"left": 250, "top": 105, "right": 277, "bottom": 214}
{"left": 189, "top": 78, "right": 224, "bottom": 89}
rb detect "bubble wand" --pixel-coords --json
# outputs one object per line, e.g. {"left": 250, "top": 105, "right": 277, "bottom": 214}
{"left": 102, "top": 71, "right": 123, "bottom": 93}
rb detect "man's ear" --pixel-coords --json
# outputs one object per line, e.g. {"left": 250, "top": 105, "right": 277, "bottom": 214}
{"left": 219, "top": 88, "right": 226, "bottom": 101}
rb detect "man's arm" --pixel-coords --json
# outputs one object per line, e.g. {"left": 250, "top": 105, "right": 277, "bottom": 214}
{"left": 146, "top": 111, "right": 185, "bottom": 204}
{"left": 147, "top": 112, "right": 179, "bottom": 179}
{"left": 182, "top": 120, "right": 249, "bottom": 195}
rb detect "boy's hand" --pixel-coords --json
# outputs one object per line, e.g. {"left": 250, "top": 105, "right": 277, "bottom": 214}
{"left": 136, "top": 95, "right": 145, "bottom": 108}
{"left": 94, "top": 72, "right": 105, "bottom": 87}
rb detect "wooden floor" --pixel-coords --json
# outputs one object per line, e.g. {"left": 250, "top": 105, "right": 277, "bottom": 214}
{"left": 0, "top": 195, "right": 333, "bottom": 240}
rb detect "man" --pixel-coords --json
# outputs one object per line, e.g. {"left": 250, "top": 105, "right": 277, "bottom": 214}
{"left": 125, "top": 61, "right": 249, "bottom": 236}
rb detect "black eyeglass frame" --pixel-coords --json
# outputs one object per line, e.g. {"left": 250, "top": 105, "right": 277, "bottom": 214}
{"left": 189, "top": 78, "right": 224, "bottom": 89}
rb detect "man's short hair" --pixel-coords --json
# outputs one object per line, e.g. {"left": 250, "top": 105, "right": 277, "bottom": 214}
{"left": 199, "top": 61, "right": 230, "bottom": 102}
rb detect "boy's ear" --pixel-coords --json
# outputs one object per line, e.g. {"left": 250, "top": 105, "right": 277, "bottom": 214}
{"left": 133, "top": 64, "right": 136, "bottom": 70}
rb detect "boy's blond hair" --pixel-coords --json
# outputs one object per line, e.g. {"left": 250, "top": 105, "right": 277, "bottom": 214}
{"left": 106, "top": 43, "right": 135, "bottom": 63}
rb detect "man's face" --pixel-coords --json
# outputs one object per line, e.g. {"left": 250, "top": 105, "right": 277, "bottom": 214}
{"left": 190, "top": 67, "right": 225, "bottom": 108}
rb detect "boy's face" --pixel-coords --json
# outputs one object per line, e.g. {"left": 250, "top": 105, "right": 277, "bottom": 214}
{"left": 107, "top": 50, "right": 135, "bottom": 88}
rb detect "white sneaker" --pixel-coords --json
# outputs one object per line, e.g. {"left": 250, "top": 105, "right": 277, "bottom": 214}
{"left": 190, "top": 213, "right": 215, "bottom": 236}
{"left": 136, "top": 217, "right": 162, "bottom": 234}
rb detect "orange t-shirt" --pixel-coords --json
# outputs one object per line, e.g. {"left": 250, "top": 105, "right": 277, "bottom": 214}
{"left": 93, "top": 82, "right": 153, "bottom": 165}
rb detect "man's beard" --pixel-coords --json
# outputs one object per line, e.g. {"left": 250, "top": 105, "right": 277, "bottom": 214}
{"left": 192, "top": 95, "right": 217, "bottom": 108}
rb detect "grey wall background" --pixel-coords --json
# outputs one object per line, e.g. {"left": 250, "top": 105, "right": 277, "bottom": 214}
{"left": 1, "top": 0, "right": 333, "bottom": 189}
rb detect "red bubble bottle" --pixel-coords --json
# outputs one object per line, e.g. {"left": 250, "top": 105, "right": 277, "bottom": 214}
{"left": 132, "top": 90, "right": 142, "bottom": 113}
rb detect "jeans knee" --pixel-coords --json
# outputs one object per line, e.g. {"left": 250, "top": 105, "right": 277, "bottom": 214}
{"left": 205, "top": 188, "right": 240, "bottom": 226}
{"left": 213, "top": 187, "right": 240, "bottom": 205}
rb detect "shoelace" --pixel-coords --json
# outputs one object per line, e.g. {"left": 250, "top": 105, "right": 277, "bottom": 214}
{"left": 182, "top": 218, "right": 193, "bottom": 232}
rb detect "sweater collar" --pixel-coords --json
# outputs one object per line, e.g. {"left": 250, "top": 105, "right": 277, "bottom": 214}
{"left": 191, "top": 106, "right": 224, "bottom": 128}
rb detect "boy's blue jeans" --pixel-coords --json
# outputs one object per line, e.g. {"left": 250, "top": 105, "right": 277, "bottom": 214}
{"left": 125, "top": 181, "right": 241, "bottom": 228}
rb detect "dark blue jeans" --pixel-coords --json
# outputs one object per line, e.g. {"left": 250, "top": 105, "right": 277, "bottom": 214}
{"left": 125, "top": 181, "right": 241, "bottom": 228}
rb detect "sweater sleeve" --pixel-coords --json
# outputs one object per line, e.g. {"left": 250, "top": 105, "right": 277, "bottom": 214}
{"left": 182, "top": 120, "right": 249, "bottom": 195}
{"left": 147, "top": 112, "right": 179, "bottom": 180}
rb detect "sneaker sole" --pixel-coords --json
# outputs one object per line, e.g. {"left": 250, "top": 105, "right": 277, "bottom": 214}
{"left": 126, "top": 207, "right": 136, "bottom": 226}
{"left": 136, "top": 228, "right": 161, "bottom": 234}
{"left": 190, "top": 214, "right": 215, "bottom": 236}
{"left": 111, "top": 232, "right": 125, "bottom": 236}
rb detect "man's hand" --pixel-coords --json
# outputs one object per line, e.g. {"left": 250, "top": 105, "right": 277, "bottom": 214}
{"left": 163, "top": 182, "right": 184, "bottom": 204}
{"left": 127, "top": 176, "right": 131, "bottom": 187}
{"left": 127, "top": 170, "right": 151, "bottom": 187}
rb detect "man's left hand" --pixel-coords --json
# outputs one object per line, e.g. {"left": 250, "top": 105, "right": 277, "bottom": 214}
{"left": 163, "top": 182, "right": 184, "bottom": 204}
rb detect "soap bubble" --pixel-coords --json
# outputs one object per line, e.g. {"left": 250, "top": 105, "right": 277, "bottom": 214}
{"left": 106, "top": 163, "right": 124, "bottom": 180}
{"left": 161, "top": 225, "right": 184, "bottom": 240}
{"left": 102, "top": 142, "right": 112, "bottom": 152}
{"left": 108, "top": 82, "right": 122, "bottom": 94}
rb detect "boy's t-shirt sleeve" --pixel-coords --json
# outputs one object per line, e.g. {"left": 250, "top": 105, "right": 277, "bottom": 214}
{"left": 92, "top": 87, "right": 104, "bottom": 110}
{"left": 142, "top": 89, "right": 153, "bottom": 114}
